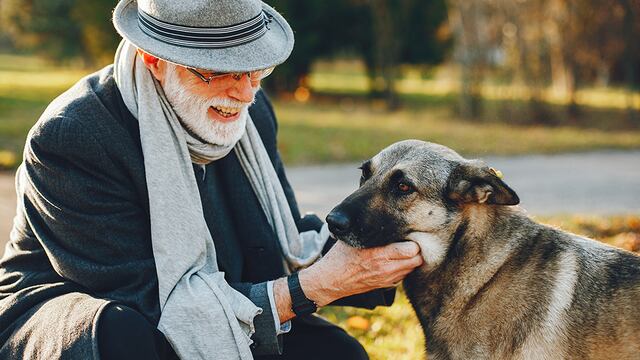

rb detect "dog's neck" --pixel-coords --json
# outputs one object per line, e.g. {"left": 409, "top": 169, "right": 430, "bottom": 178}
{"left": 404, "top": 204, "right": 530, "bottom": 329}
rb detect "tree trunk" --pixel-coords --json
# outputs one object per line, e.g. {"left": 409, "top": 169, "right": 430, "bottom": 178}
{"left": 369, "top": 0, "right": 400, "bottom": 110}
{"left": 619, "top": 0, "right": 638, "bottom": 123}
{"left": 564, "top": 0, "right": 581, "bottom": 122}
{"left": 449, "top": 0, "right": 486, "bottom": 119}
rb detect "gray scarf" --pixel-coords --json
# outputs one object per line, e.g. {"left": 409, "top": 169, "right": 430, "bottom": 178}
{"left": 113, "top": 40, "right": 328, "bottom": 359}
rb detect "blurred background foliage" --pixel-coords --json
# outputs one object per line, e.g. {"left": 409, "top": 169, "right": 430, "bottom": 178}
{"left": 1, "top": 0, "right": 640, "bottom": 169}
{"left": 1, "top": 0, "right": 638, "bottom": 116}
{"left": 1, "top": 0, "right": 640, "bottom": 170}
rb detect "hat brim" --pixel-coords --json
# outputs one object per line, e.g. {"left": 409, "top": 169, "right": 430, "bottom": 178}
{"left": 113, "top": 0, "right": 294, "bottom": 72}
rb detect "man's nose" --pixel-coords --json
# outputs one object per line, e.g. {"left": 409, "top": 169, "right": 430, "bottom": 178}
{"left": 227, "top": 74, "right": 256, "bottom": 103}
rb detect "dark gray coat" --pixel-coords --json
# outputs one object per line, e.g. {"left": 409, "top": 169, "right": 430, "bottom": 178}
{"left": 0, "top": 66, "right": 392, "bottom": 359}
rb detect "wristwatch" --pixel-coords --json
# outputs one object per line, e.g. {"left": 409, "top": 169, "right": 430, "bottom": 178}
{"left": 287, "top": 272, "right": 317, "bottom": 316}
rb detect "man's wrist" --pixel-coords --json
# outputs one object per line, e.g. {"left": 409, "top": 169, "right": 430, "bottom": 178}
{"left": 298, "top": 265, "right": 340, "bottom": 307}
{"left": 288, "top": 272, "right": 317, "bottom": 316}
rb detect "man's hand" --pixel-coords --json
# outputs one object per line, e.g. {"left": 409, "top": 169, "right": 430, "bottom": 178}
{"left": 271, "top": 240, "right": 422, "bottom": 324}
{"left": 299, "top": 240, "right": 423, "bottom": 307}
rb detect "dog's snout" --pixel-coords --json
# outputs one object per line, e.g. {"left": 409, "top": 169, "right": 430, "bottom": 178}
{"left": 326, "top": 211, "right": 351, "bottom": 236}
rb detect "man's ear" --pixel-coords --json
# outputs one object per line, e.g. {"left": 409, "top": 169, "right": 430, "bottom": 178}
{"left": 136, "top": 49, "right": 166, "bottom": 82}
{"left": 446, "top": 162, "right": 520, "bottom": 205}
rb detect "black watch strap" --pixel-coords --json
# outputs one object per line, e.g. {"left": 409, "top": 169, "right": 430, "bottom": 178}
{"left": 288, "top": 272, "right": 317, "bottom": 316}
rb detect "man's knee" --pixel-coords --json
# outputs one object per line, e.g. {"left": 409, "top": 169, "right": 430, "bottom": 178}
{"left": 285, "top": 322, "right": 369, "bottom": 360}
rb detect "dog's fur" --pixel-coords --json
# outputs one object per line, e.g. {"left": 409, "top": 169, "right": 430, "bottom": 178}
{"left": 326, "top": 140, "right": 640, "bottom": 360}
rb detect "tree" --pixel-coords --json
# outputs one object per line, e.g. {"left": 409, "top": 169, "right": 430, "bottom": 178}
{"left": 1, "top": 0, "right": 84, "bottom": 61}
{"left": 265, "top": 0, "right": 366, "bottom": 92}
{"left": 3, "top": 0, "right": 451, "bottom": 109}
{"left": 447, "top": 0, "right": 639, "bottom": 122}
{"left": 364, "top": 0, "right": 451, "bottom": 109}
{"left": 618, "top": 0, "right": 640, "bottom": 122}
{"left": 267, "top": 0, "right": 451, "bottom": 108}
{"left": 447, "top": 0, "right": 491, "bottom": 119}
{"left": 1, "top": 0, "right": 120, "bottom": 65}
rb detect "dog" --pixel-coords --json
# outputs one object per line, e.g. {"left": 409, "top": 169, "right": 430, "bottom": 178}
{"left": 326, "top": 140, "right": 640, "bottom": 360}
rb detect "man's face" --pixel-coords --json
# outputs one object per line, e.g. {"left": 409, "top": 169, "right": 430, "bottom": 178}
{"left": 161, "top": 62, "right": 260, "bottom": 146}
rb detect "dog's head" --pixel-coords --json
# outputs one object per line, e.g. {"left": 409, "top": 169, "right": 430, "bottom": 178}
{"left": 326, "top": 140, "right": 519, "bottom": 266}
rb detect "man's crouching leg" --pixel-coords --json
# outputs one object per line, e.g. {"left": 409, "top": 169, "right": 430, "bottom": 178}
{"left": 97, "top": 304, "right": 178, "bottom": 360}
{"left": 255, "top": 316, "right": 368, "bottom": 360}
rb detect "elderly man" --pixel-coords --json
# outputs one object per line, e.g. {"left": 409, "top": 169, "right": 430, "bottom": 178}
{"left": 0, "top": 0, "right": 423, "bottom": 359}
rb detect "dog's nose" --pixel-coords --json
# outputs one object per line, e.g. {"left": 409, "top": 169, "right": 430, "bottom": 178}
{"left": 326, "top": 211, "right": 351, "bottom": 236}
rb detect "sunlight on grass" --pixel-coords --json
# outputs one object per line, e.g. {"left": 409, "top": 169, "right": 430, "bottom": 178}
{"left": 274, "top": 101, "right": 640, "bottom": 165}
{"left": 319, "top": 287, "right": 425, "bottom": 360}
{"left": 320, "top": 214, "right": 639, "bottom": 360}
{"left": 0, "top": 58, "right": 90, "bottom": 168}
{"left": 0, "top": 70, "right": 89, "bottom": 91}
{"left": 310, "top": 66, "right": 640, "bottom": 111}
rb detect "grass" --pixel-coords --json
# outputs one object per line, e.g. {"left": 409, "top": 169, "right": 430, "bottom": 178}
{"left": 309, "top": 60, "right": 640, "bottom": 112}
{"left": 274, "top": 101, "right": 640, "bottom": 165}
{"left": 1, "top": 54, "right": 640, "bottom": 169}
{"left": 0, "top": 54, "right": 88, "bottom": 167}
{"left": 319, "top": 214, "right": 640, "bottom": 360}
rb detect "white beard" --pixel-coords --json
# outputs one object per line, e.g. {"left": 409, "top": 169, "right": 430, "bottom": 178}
{"left": 161, "top": 64, "right": 254, "bottom": 147}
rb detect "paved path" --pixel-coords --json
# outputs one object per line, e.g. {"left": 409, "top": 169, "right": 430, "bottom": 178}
{"left": 2, "top": 151, "right": 639, "bottom": 250}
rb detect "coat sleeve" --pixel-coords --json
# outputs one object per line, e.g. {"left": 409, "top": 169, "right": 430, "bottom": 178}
{"left": 20, "top": 114, "right": 161, "bottom": 322}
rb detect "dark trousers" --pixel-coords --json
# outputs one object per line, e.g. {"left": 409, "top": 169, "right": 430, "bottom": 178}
{"left": 98, "top": 304, "right": 368, "bottom": 360}
{"left": 97, "top": 304, "right": 179, "bottom": 360}
{"left": 256, "top": 316, "right": 369, "bottom": 360}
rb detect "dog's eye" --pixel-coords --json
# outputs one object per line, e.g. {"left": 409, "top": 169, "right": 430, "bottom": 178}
{"left": 398, "top": 182, "right": 412, "bottom": 193}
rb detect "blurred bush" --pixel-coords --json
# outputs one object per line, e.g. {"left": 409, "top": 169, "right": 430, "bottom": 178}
{"left": 0, "top": 0, "right": 451, "bottom": 106}
{"left": 0, "top": 0, "right": 120, "bottom": 65}
{"left": 1, "top": 0, "right": 638, "bottom": 118}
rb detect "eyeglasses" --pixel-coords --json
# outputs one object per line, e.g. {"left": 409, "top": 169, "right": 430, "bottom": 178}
{"left": 186, "top": 67, "right": 275, "bottom": 86}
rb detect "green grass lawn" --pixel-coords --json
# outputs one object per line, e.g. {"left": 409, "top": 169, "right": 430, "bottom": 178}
{"left": 0, "top": 54, "right": 88, "bottom": 167}
{"left": 274, "top": 100, "right": 640, "bottom": 165}
{"left": 2, "top": 54, "right": 640, "bottom": 169}
{"left": 320, "top": 214, "right": 640, "bottom": 360}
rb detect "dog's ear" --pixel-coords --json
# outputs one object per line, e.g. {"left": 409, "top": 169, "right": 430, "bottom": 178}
{"left": 447, "top": 162, "right": 520, "bottom": 205}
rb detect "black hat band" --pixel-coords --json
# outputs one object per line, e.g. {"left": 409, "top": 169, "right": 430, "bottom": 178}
{"left": 138, "top": 10, "right": 271, "bottom": 49}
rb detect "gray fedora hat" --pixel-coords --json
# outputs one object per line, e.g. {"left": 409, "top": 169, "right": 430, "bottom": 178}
{"left": 113, "top": 0, "right": 294, "bottom": 72}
